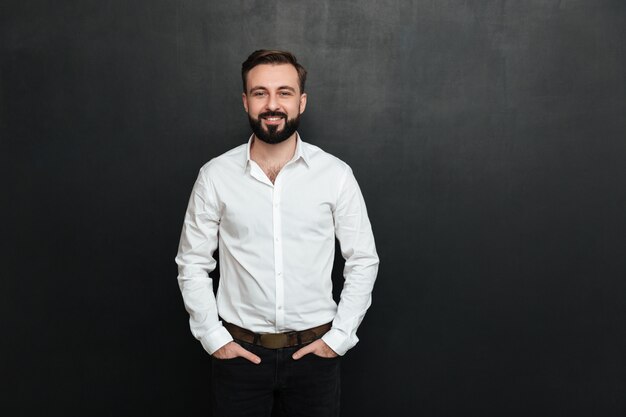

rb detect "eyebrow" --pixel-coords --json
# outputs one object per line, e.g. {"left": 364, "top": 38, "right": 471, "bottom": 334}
{"left": 249, "top": 86, "right": 297, "bottom": 93}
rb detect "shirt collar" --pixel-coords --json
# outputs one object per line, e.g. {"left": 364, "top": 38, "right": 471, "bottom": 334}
{"left": 244, "top": 132, "right": 310, "bottom": 172}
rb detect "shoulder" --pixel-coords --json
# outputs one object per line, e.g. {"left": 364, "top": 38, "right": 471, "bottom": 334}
{"left": 198, "top": 143, "right": 247, "bottom": 179}
{"left": 301, "top": 140, "right": 351, "bottom": 175}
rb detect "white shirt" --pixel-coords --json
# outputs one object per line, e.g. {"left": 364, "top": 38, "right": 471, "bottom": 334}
{"left": 175, "top": 134, "right": 379, "bottom": 356}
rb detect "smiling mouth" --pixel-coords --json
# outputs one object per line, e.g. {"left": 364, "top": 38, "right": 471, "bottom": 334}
{"left": 262, "top": 116, "right": 285, "bottom": 125}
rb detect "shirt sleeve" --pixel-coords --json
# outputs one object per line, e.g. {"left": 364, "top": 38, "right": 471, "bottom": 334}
{"left": 322, "top": 166, "right": 379, "bottom": 355}
{"left": 175, "top": 166, "right": 233, "bottom": 354}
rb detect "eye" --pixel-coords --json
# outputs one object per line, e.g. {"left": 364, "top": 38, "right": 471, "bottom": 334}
{"left": 279, "top": 91, "right": 293, "bottom": 97}
{"left": 253, "top": 91, "right": 267, "bottom": 97}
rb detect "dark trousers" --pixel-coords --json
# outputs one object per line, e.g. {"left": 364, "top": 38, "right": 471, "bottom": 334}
{"left": 211, "top": 340, "right": 341, "bottom": 417}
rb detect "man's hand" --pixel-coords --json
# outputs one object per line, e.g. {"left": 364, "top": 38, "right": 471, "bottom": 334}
{"left": 292, "top": 339, "right": 338, "bottom": 360}
{"left": 212, "top": 341, "right": 261, "bottom": 364}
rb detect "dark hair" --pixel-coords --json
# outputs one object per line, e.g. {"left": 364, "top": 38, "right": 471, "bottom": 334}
{"left": 241, "top": 49, "right": 307, "bottom": 94}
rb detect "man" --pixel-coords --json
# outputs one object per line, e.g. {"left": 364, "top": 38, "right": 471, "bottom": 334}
{"left": 175, "top": 49, "right": 379, "bottom": 417}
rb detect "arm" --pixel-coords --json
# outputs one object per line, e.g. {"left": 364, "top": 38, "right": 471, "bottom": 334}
{"left": 175, "top": 166, "right": 233, "bottom": 354}
{"left": 321, "top": 166, "right": 380, "bottom": 356}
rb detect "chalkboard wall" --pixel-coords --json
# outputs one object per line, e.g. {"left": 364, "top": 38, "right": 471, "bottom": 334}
{"left": 3, "top": 1, "right": 625, "bottom": 416}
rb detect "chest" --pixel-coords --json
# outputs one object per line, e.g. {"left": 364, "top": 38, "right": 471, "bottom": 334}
{"left": 216, "top": 171, "right": 337, "bottom": 239}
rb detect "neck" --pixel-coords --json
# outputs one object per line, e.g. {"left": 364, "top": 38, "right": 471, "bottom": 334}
{"left": 250, "top": 132, "right": 298, "bottom": 164}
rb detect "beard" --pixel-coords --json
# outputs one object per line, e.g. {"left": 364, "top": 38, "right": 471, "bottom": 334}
{"left": 248, "top": 111, "right": 301, "bottom": 144}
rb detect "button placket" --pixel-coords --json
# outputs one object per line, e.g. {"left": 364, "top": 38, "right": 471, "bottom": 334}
{"left": 272, "top": 179, "right": 284, "bottom": 331}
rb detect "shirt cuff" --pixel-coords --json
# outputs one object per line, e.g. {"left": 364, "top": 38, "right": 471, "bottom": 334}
{"left": 200, "top": 325, "right": 234, "bottom": 355}
{"left": 321, "top": 328, "right": 356, "bottom": 356}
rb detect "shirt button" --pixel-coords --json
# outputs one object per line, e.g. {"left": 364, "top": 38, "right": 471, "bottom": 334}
{"left": 278, "top": 306, "right": 283, "bottom": 310}
{"left": 275, "top": 237, "right": 279, "bottom": 242}
{"left": 277, "top": 272, "right": 282, "bottom": 276}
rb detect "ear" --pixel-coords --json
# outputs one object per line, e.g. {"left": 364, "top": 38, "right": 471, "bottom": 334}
{"left": 242, "top": 92, "right": 249, "bottom": 113}
{"left": 299, "top": 93, "right": 307, "bottom": 114}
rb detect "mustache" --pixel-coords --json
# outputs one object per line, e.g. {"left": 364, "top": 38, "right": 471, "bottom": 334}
{"left": 259, "top": 111, "right": 287, "bottom": 119}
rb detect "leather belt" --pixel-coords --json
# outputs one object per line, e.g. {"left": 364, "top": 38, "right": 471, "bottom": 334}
{"left": 223, "top": 321, "right": 332, "bottom": 349}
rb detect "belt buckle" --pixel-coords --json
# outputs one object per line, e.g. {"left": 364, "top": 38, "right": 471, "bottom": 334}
{"left": 259, "top": 333, "right": 288, "bottom": 349}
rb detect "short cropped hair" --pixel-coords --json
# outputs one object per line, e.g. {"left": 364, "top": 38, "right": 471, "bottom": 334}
{"left": 241, "top": 49, "right": 307, "bottom": 94}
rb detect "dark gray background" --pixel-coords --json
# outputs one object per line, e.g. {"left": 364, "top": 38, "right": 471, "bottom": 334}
{"left": 2, "top": 0, "right": 625, "bottom": 416}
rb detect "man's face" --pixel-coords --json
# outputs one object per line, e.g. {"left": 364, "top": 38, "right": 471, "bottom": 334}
{"left": 242, "top": 63, "right": 307, "bottom": 144}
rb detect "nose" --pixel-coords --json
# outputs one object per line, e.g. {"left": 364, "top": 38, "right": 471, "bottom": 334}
{"left": 266, "top": 92, "right": 280, "bottom": 111}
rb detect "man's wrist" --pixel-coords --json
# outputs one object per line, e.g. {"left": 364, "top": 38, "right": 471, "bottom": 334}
{"left": 321, "top": 328, "right": 349, "bottom": 356}
{"left": 201, "top": 326, "right": 234, "bottom": 355}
